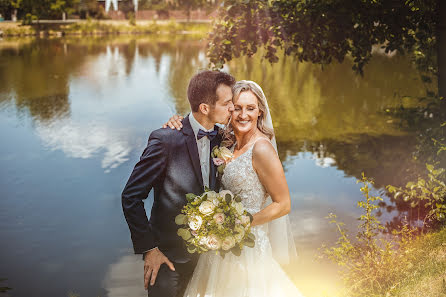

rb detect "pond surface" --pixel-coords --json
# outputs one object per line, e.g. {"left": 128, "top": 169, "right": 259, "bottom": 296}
{"left": 0, "top": 36, "right": 433, "bottom": 297}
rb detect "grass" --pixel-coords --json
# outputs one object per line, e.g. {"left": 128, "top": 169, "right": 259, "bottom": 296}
{"left": 0, "top": 20, "right": 211, "bottom": 37}
{"left": 388, "top": 226, "right": 446, "bottom": 297}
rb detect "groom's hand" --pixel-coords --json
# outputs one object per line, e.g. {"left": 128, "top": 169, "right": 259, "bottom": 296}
{"left": 144, "top": 248, "right": 175, "bottom": 289}
{"left": 162, "top": 115, "right": 183, "bottom": 130}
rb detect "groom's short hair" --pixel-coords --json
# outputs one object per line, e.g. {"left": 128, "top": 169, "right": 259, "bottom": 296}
{"left": 187, "top": 70, "right": 235, "bottom": 112}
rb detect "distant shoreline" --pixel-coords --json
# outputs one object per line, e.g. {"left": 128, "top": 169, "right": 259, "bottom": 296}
{"left": 0, "top": 20, "right": 211, "bottom": 37}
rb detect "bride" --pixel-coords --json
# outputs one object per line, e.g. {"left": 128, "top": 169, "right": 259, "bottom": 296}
{"left": 169, "top": 80, "right": 304, "bottom": 297}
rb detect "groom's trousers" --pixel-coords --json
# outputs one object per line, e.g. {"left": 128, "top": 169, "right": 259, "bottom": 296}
{"left": 147, "top": 259, "right": 197, "bottom": 297}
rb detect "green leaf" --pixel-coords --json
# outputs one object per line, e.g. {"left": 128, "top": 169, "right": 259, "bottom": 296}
{"left": 177, "top": 228, "right": 186, "bottom": 237}
{"left": 182, "top": 229, "right": 191, "bottom": 240}
{"left": 231, "top": 246, "right": 242, "bottom": 256}
{"left": 175, "top": 214, "right": 187, "bottom": 225}
{"left": 186, "top": 193, "right": 196, "bottom": 201}
{"left": 235, "top": 195, "right": 242, "bottom": 203}
{"left": 243, "top": 238, "right": 255, "bottom": 248}
{"left": 426, "top": 164, "right": 434, "bottom": 172}
{"left": 225, "top": 194, "right": 232, "bottom": 204}
{"left": 187, "top": 245, "right": 197, "bottom": 254}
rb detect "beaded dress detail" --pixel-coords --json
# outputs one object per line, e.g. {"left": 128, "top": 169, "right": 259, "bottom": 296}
{"left": 183, "top": 141, "right": 304, "bottom": 297}
{"left": 221, "top": 144, "right": 268, "bottom": 214}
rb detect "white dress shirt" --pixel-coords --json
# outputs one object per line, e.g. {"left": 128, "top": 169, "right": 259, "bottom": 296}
{"left": 188, "top": 112, "right": 212, "bottom": 188}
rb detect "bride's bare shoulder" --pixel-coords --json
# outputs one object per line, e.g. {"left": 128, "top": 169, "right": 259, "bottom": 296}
{"left": 252, "top": 137, "right": 277, "bottom": 161}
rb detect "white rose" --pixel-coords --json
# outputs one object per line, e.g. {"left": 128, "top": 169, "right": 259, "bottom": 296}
{"left": 206, "top": 234, "right": 221, "bottom": 250}
{"left": 188, "top": 216, "right": 203, "bottom": 231}
{"left": 232, "top": 201, "right": 245, "bottom": 215}
{"left": 199, "top": 201, "right": 215, "bottom": 216}
{"left": 213, "top": 213, "right": 225, "bottom": 225}
{"left": 206, "top": 191, "right": 218, "bottom": 200}
{"left": 240, "top": 215, "right": 250, "bottom": 226}
{"left": 219, "top": 190, "right": 234, "bottom": 201}
{"left": 221, "top": 236, "right": 236, "bottom": 250}
{"left": 199, "top": 236, "right": 208, "bottom": 246}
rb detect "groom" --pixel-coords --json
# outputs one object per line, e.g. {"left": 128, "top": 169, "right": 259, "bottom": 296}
{"left": 122, "top": 70, "right": 236, "bottom": 297}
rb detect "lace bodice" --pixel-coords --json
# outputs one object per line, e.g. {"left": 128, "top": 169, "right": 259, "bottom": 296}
{"left": 221, "top": 142, "right": 268, "bottom": 214}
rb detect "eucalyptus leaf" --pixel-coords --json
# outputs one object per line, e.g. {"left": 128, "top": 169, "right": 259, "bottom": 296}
{"left": 244, "top": 238, "right": 255, "bottom": 248}
{"left": 225, "top": 194, "right": 232, "bottom": 204}
{"left": 247, "top": 212, "right": 254, "bottom": 223}
{"left": 175, "top": 214, "right": 187, "bottom": 225}
{"left": 181, "top": 230, "right": 192, "bottom": 241}
{"left": 231, "top": 246, "right": 242, "bottom": 256}
{"left": 186, "top": 193, "right": 196, "bottom": 201}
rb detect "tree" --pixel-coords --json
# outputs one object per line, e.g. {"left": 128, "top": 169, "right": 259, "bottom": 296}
{"left": 207, "top": 0, "right": 444, "bottom": 99}
{"left": 177, "top": 0, "right": 206, "bottom": 21}
{"left": 50, "top": 0, "right": 79, "bottom": 19}
{"left": 77, "top": 0, "right": 100, "bottom": 19}
{"left": 0, "top": 0, "right": 14, "bottom": 20}
{"left": 11, "top": 0, "right": 79, "bottom": 20}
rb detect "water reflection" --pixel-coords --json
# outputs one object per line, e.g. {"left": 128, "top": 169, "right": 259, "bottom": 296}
{"left": 35, "top": 117, "right": 131, "bottom": 172}
{"left": 0, "top": 36, "right": 433, "bottom": 297}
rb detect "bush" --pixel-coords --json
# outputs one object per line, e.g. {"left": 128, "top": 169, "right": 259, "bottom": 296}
{"left": 387, "top": 164, "right": 446, "bottom": 223}
{"left": 319, "top": 173, "right": 418, "bottom": 296}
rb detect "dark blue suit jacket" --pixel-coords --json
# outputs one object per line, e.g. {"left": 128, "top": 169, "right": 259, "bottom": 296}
{"left": 122, "top": 115, "right": 222, "bottom": 263}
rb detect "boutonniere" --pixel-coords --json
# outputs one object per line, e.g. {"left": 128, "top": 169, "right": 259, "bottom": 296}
{"left": 211, "top": 145, "right": 233, "bottom": 174}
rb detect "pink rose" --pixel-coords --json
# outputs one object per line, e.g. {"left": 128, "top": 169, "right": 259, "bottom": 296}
{"left": 213, "top": 213, "right": 225, "bottom": 225}
{"left": 213, "top": 158, "right": 225, "bottom": 166}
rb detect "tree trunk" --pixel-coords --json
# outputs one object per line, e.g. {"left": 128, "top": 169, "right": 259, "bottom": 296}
{"left": 437, "top": 0, "right": 446, "bottom": 101}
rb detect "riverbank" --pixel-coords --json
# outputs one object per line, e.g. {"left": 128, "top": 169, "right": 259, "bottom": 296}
{"left": 0, "top": 20, "right": 211, "bottom": 37}
{"left": 388, "top": 225, "right": 446, "bottom": 296}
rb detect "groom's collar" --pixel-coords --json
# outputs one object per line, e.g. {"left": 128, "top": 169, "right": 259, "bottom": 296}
{"left": 181, "top": 115, "right": 194, "bottom": 136}
{"left": 181, "top": 113, "right": 220, "bottom": 139}
{"left": 189, "top": 112, "right": 214, "bottom": 139}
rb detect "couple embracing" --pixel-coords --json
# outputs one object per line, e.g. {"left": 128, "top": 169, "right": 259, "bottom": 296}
{"left": 122, "top": 70, "right": 304, "bottom": 297}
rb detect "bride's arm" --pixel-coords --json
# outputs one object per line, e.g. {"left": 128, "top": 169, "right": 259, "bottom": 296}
{"left": 251, "top": 138, "right": 291, "bottom": 227}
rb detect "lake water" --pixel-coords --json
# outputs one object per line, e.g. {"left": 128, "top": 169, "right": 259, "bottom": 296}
{"left": 0, "top": 35, "right": 433, "bottom": 297}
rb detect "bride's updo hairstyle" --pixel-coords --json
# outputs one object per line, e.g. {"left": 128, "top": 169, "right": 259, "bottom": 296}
{"left": 221, "top": 81, "right": 274, "bottom": 147}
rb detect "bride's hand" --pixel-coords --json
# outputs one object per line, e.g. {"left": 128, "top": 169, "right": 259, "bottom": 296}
{"left": 162, "top": 115, "right": 184, "bottom": 130}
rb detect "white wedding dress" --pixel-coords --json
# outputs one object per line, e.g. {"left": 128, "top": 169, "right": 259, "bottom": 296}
{"left": 183, "top": 141, "right": 304, "bottom": 297}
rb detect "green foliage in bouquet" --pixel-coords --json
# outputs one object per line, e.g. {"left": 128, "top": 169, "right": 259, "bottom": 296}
{"left": 175, "top": 188, "right": 255, "bottom": 258}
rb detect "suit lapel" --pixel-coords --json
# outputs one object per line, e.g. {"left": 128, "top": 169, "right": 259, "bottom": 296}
{"left": 182, "top": 116, "right": 204, "bottom": 189}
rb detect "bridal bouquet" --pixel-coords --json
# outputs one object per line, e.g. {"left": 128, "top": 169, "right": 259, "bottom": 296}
{"left": 175, "top": 189, "right": 255, "bottom": 257}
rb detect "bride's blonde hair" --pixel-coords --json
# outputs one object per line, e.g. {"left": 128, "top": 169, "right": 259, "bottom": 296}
{"left": 221, "top": 81, "right": 274, "bottom": 147}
